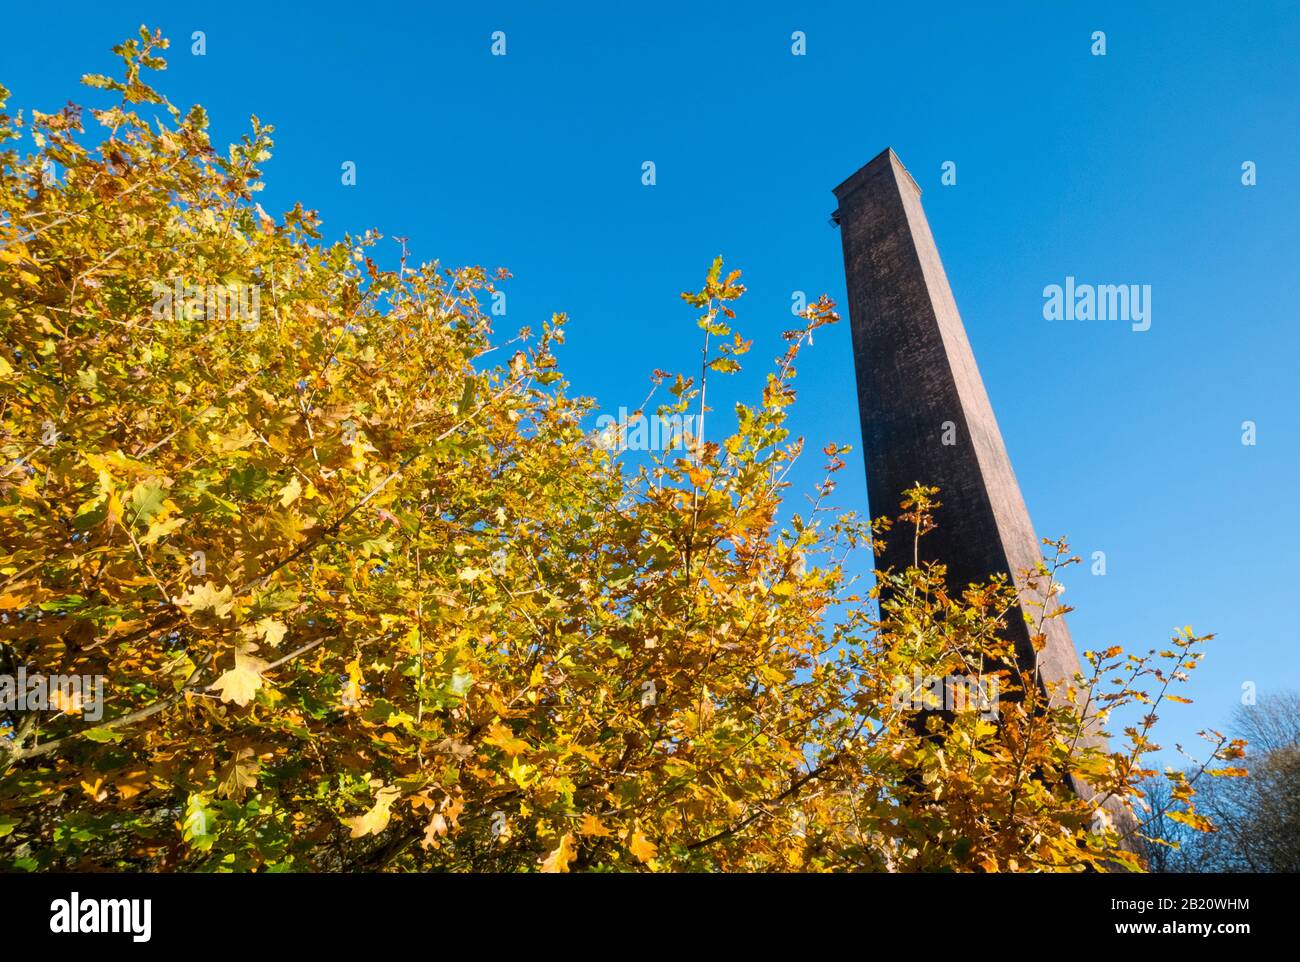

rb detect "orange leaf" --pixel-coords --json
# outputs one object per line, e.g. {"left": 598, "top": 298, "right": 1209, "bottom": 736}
{"left": 579, "top": 814, "right": 612, "bottom": 838}
{"left": 629, "top": 828, "right": 657, "bottom": 864}
{"left": 540, "top": 833, "right": 577, "bottom": 873}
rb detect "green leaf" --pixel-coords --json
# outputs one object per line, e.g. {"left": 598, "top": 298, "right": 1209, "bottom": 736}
{"left": 447, "top": 670, "right": 474, "bottom": 698}
{"left": 182, "top": 794, "right": 217, "bottom": 851}
{"left": 83, "top": 727, "right": 126, "bottom": 744}
{"left": 128, "top": 479, "right": 168, "bottom": 526}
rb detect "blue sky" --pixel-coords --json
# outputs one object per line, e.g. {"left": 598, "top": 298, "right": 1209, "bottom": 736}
{"left": 4, "top": 1, "right": 1297, "bottom": 768}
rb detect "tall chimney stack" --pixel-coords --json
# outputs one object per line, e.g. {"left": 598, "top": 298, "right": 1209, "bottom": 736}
{"left": 832, "top": 147, "right": 1082, "bottom": 688}
{"left": 832, "top": 150, "right": 1141, "bottom": 846}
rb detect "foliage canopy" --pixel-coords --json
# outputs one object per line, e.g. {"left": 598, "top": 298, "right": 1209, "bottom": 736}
{"left": 0, "top": 30, "right": 1242, "bottom": 872}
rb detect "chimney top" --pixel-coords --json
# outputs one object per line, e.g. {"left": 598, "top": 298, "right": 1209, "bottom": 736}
{"left": 832, "top": 148, "right": 922, "bottom": 204}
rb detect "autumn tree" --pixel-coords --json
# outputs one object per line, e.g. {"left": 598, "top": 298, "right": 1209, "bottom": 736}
{"left": 0, "top": 30, "right": 1241, "bottom": 872}
{"left": 1141, "top": 692, "right": 1300, "bottom": 873}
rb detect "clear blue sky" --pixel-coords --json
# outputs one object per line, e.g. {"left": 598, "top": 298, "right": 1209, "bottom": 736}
{"left": 4, "top": 1, "right": 1297, "bottom": 768}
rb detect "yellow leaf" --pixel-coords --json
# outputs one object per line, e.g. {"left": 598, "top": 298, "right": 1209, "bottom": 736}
{"left": 341, "top": 657, "right": 364, "bottom": 708}
{"left": 278, "top": 476, "right": 302, "bottom": 507}
{"left": 345, "top": 786, "right": 401, "bottom": 838}
{"left": 106, "top": 491, "right": 123, "bottom": 527}
{"left": 1167, "top": 809, "right": 1215, "bottom": 833}
{"left": 484, "top": 722, "right": 530, "bottom": 757}
{"left": 140, "top": 515, "right": 185, "bottom": 545}
{"left": 508, "top": 756, "right": 536, "bottom": 789}
{"left": 256, "top": 618, "right": 287, "bottom": 647}
{"left": 214, "top": 426, "right": 256, "bottom": 452}
{"left": 217, "top": 748, "right": 260, "bottom": 801}
{"left": 209, "top": 652, "right": 269, "bottom": 706}
{"left": 540, "top": 832, "right": 577, "bottom": 873}
{"left": 180, "top": 581, "right": 235, "bottom": 617}
{"left": 114, "top": 769, "right": 151, "bottom": 801}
